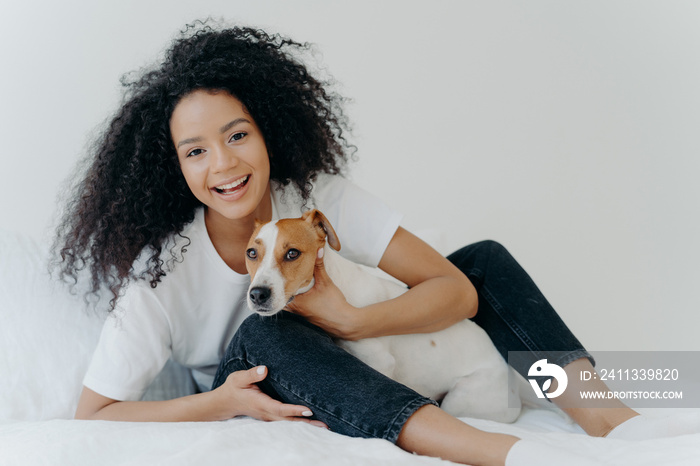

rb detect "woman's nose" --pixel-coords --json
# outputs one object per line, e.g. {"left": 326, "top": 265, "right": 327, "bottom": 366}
{"left": 210, "top": 145, "right": 239, "bottom": 173}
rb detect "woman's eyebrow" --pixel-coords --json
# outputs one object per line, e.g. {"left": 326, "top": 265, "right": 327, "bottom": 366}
{"left": 219, "top": 118, "right": 250, "bottom": 134}
{"left": 177, "top": 136, "right": 202, "bottom": 148}
{"left": 176, "top": 118, "right": 251, "bottom": 148}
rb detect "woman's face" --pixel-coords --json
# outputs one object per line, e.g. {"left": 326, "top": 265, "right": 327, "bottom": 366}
{"left": 170, "top": 90, "right": 271, "bottom": 223}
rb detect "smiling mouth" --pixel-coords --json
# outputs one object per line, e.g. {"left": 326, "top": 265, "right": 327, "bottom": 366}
{"left": 213, "top": 175, "right": 250, "bottom": 194}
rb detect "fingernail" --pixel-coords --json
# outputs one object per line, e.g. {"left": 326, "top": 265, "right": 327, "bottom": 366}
{"left": 317, "top": 248, "right": 324, "bottom": 259}
{"left": 256, "top": 366, "right": 266, "bottom": 375}
{"left": 302, "top": 410, "right": 313, "bottom": 417}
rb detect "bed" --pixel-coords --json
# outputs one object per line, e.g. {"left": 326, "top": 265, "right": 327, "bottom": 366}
{"left": 2, "top": 229, "right": 699, "bottom": 465}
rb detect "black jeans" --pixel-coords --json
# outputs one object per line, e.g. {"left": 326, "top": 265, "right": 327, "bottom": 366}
{"left": 212, "top": 240, "right": 592, "bottom": 443}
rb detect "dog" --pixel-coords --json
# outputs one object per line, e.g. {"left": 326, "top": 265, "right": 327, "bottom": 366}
{"left": 245, "top": 209, "right": 522, "bottom": 422}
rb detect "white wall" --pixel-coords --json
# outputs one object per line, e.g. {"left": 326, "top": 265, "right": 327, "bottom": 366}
{"left": 2, "top": 0, "right": 699, "bottom": 351}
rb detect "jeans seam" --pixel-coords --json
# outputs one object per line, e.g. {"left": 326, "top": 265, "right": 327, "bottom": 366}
{"left": 553, "top": 349, "right": 596, "bottom": 369}
{"left": 480, "top": 283, "right": 545, "bottom": 360}
{"left": 467, "top": 268, "right": 484, "bottom": 286}
{"left": 383, "top": 397, "right": 439, "bottom": 443}
{"left": 480, "top": 285, "right": 595, "bottom": 369}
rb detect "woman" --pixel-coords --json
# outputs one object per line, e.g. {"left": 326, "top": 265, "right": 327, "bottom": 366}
{"left": 54, "top": 22, "right": 697, "bottom": 466}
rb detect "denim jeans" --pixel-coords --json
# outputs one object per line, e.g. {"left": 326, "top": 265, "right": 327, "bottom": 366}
{"left": 446, "top": 240, "right": 594, "bottom": 377}
{"left": 212, "top": 240, "right": 592, "bottom": 443}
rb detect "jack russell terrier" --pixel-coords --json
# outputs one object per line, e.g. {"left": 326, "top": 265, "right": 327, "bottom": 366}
{"left": 245, "top": 209, "right": 522, "bottom": 422}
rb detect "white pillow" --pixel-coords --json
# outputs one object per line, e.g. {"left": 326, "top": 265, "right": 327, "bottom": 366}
{"left": 0, "top": 230, "right": 194, "bottom": 421}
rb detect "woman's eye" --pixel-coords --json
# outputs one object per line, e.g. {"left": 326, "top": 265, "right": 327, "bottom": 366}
{"left": 186, "top": 148, "right": 205, "bottom": 158}
{"left": 285, "top": 249, "right": 300, "bottom": 261}
{"left": 246, "top": 248, "right": 258, "bottom": 260}
{"left": 230, "top": 132, "right": 247, "bottom": 142}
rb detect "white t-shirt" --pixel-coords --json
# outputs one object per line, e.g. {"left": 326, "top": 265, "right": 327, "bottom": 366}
{"left": 83, "top": 174, "right": 403, "bottom": 401}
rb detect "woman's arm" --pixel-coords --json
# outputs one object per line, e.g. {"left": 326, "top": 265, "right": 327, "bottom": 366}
{"left": 75, "top": 386, "right": 228, "bottom": 422}
{"left": 287, "top": 227, "right": 478, "bottom": 340}
{"left": 75, "top": 366, "right": 325, "bottom": 426}
{"left": 367, "top": 226, "right": 477, "bottom": 338}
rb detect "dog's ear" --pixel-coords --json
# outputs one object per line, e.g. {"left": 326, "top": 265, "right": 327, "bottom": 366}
{"left": 302, "top": 209, "right": 341, "bottom": 251}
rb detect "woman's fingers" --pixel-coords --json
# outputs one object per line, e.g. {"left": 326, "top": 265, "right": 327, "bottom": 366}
{"left": 271, "top": 398, "right": 313, "bottom": 419}
{"left": 229, "top": 366, "right": 329, "bottom": 429}
{"left": 308, "top": 420, "right": 330, "bottom": 429}
{"left": 262, "top": 397, "right": 329, "bottom": 428}
{"left": 228, "top": 365, "right": 268, "bottom": 386}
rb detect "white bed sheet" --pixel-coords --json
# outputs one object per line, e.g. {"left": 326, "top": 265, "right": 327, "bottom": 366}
{"left": 2, "top": 409, "right": 700, "bottom": 465}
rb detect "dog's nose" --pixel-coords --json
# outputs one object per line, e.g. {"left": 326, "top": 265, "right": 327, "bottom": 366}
{"left": 249, "top": 287, "right": 272, "bottom": 306}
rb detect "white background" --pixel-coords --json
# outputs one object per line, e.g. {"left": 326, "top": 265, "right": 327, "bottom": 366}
{"left": 1, "top": 0, "right": 698, "bottom": 352}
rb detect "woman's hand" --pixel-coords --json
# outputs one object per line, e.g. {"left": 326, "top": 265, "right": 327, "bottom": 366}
{"left": 217, "top": 365, "right": 328, "bottom": 428}
{"left": 285, "top": 248, "right": 363, "bottom": 340}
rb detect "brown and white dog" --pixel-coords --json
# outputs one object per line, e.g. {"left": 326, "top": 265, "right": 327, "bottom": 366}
{"left": 245, "top": 209, "right": 522, "bottom": 422}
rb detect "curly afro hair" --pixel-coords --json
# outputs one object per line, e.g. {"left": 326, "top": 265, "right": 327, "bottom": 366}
{"left": 53, "top": 21, "right": 354, "bottom": 311}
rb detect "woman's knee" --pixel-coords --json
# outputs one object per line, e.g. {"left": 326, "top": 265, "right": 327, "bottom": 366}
{"left": 447, "top": 239, "right": 510, "bottom": 273}
{"left": 236, "top": 313, "right": 275, "bottom": 340}
{"left": 233, "top": 311, "right": 332, "bottom": 361}
{"left": 473, "top": 239, "right": 509, "bottom": 256}
{"left": 237, "top": 312, "right": 324, "bottom": 342}
{"left": 450, "top": 239, "right": 507, "bottom": 257}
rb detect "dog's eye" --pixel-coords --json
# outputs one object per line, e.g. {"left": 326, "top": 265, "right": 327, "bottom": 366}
{"left": 285, "top": 249, "right": 300, "bottom": 261}
{"left": 246, "top": 248, "right": 258, "bottom": 260}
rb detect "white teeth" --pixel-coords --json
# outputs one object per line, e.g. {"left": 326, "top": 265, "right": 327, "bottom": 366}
{"left": 216, "top": 175, "right": 249, "bottom": 191}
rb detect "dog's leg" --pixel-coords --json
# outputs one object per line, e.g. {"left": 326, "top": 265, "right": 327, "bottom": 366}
{"left": 440, "top": 367, "right": 522, "bottom": 423}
